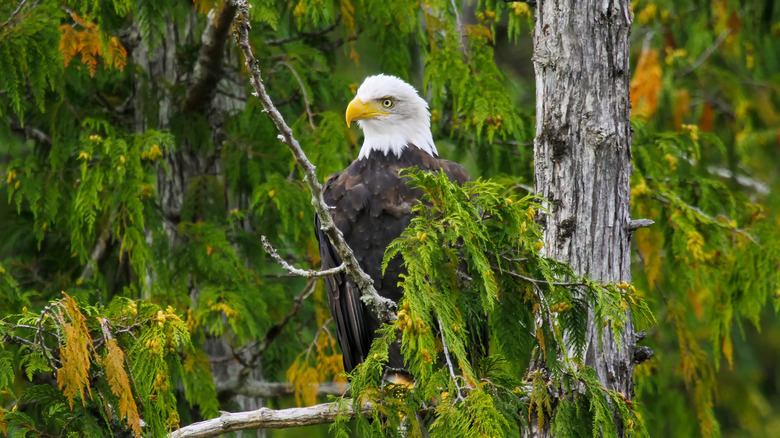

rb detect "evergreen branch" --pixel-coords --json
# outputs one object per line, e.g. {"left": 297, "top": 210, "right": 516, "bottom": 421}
{"left": 232, "top": 279, "right": 318, "bottom": 384}
{"left": 169, "top": 400, "right": 371, "bottom": 437}
{"left": 260, "top": 235, "right": 345, "bottom": 278}
{"left": 267, "top": 34, "right": 361, "bottom": 63}
{"left": 651, "top": 194, "right": 759, "bottom": 244}
{"left": 230, "top": 0, "right": 396, "bottom": 323}
{"left": 258, "top": 278, "right": 316, "bottom": 352}
{"left": 492, "top": 265, "right": 589, "bottom": 288}
{"left": 274, "top": 60, "right": 315, "bottom": 128}
{"left": 185, "top": 0, "right": 239, "bottom": 114}
{"left": 216, "top": 379, "right": 348, "bottom": 399}
{"left": 265, "top": 18, "right": 341, "bottom": 46}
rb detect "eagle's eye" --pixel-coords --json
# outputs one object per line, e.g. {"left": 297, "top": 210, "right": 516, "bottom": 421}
{"left": 381, "top": 97, "right": 395, "bottom": 109}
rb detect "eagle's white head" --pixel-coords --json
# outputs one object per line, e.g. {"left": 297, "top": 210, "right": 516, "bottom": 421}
{"left": 346, "top": 74, "right": 438, "bottom": 160}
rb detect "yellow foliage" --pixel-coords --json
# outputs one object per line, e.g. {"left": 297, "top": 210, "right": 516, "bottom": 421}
{"left": 663, "top": 154, "right": 678, "bottom": 172}
{"left": 58, "top": 13, "right": 127, "bottom": 78}
{"left": 511, "top": 2, "right": 531, "bottom": 18}
{"left": 57, "top": 293, "right": 94, "bottom": 409}
{"left": 681, "top": 123, "right": 700, "bottom": 142}
{"left": 686, "top": 231, "right": 705, "bottom": 263}
{"left": 713, "top": 0, "right": 741, "bottom": 52}
{"left": 286, "top": 324, "right": 345, "bottom": 406}
{"left": 673, "top": 89, "right": 690, "bottom": 128}
{"left": 341, "top": 0, "right": 360, "bottom": 65}
{"left": 193, "top": 0, "right": 223, "bottom": 16}
{"left": 463, "top": 25, "right": 493, "bottom": 43}
{"left": 104, "top": 339, "right": 142, "bottom": 437}
{"left": 637, "top": 4, "right": 657, "bottom": 25}
{"left": 630, "top": 49, "right": 662, "bottom": 118}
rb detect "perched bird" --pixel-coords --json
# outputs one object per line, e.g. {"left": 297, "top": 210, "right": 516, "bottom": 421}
{"left": 316, "top": 74, "right": 471, "bottom": 376}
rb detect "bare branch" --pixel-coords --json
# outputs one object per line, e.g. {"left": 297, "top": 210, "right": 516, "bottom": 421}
{"left": 274, "top": 60, "right": 315, "bottom": 128}
{"left": 261, "top": 236, "right": 345, "bottom": 278}
{"left": 169, "top": 400, "right": 371, "bottom": 438}
{"left": 229, "top": 0, "right": 396, "bottom": 323}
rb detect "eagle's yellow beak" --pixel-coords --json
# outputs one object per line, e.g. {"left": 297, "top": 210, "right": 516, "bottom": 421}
{"left": 345, "top": 98, "right": 390, "bottom": 127}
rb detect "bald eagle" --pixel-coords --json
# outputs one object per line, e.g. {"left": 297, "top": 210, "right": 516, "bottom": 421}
{"left": 316, "top": 75, "right": 471, "bottom": 374}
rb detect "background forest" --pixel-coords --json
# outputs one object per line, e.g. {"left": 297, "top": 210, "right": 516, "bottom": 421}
{"left": 0, "top": 0, "right": 778, "bottom": 437}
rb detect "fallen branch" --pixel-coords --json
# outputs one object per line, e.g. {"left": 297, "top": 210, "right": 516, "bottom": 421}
{"left": 229, "top": 0, "right": 396, "bottom": 323}
{"left": 169, "top": 400, "right": 370, "bottom": 438}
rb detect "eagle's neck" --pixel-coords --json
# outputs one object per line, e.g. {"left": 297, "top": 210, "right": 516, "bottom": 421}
{"left": 357, "top": 120, "right": 437, "bottom": 160}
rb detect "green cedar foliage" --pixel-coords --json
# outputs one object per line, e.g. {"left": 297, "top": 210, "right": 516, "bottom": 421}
{"left": 629, "top": 1, "right": 780, "bottom": 436}
{"left": 339, "top": 170, "right": 652, "bottom": 437}
{"left": 0, "top": 0, "right": 777, "bottom": 436}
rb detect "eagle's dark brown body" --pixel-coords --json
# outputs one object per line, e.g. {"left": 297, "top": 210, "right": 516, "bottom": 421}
{"left": 316, "top": 145, "right": 470, "bottom": 373}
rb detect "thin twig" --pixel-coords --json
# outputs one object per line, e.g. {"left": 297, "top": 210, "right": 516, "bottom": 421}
{"left": 492, "top": 265, "right": 589, "bottom": 287}
{"left": 449, "top": 0, "right": 468, "bottom": 55}
{"left": 0, "top": 0, "right": 28, "bottom": 33}
{"left": 650, "top": 194, "right": 758, "bottom": 244}
{"left": 230, "top": 0, "right": 395, "bottom": 323}
{"left": 261, "top": 236, "right": 345, "bottom": 278}
{"left": 438, "top": 319, "right": 466, "bottom": 403}
{"left": 274, "top": 60, "right": 315, "bottom": 128}
{"left": 676, "top": 30, "right": 730, "bottom": 77}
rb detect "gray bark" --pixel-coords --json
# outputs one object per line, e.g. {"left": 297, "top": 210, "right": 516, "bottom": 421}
{"left": 530, "top": 0, "right": 635, "bottom": 435}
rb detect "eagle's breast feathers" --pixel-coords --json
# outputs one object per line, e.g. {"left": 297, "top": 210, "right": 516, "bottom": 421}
{"left": 316, "top": 74, "right": 471, "bottom": 374}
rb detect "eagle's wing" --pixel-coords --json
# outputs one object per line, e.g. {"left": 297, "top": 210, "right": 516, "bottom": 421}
{"left": 316, "top": 175, "right": 373, "bottom": 373}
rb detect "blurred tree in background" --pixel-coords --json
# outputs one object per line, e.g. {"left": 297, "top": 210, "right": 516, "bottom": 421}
{"left": 0, "top": 0, "right": 776, "bottom": 436}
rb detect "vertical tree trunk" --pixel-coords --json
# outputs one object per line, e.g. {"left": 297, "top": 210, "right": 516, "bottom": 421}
{"left": 531, "top": 0, "right": 634, "bottom": 435}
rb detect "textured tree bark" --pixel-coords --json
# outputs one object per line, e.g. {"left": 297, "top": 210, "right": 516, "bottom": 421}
{"left": 530, "top": 0, "right": 634, "bottom": 435}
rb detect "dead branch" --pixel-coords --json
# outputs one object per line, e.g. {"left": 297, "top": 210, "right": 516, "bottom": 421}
{"left": 169, "top": 400, "right": 371, "bottom": 438}
{"left": 229, "top": 0, "right": 396, "bottom": 323}
{"left": 260, "top": 236, "right": 345, "bottom": 278}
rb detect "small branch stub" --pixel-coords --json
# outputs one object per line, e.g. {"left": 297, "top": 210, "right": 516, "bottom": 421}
{"left": 628, "top": 219, "right": 654, "bottom": 231}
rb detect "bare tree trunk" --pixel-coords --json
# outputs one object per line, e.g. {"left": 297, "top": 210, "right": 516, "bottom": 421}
{"left": 529, "top": 0, "right": 634, "bottom": 435}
